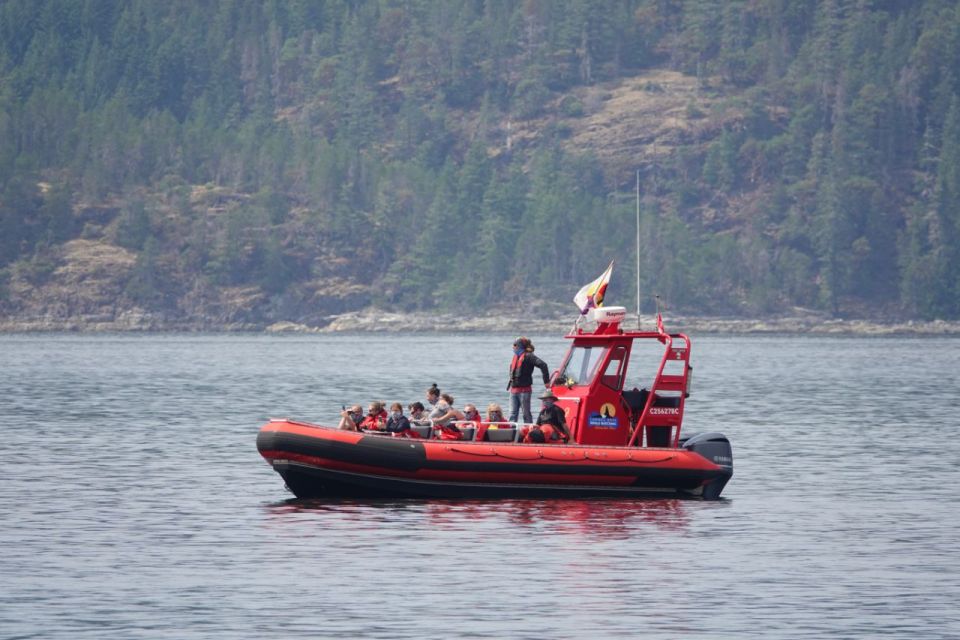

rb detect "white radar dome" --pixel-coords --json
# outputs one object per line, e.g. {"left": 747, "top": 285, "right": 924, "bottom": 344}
{"left": 589, "top": 306, "right": 627, "bottom": 324}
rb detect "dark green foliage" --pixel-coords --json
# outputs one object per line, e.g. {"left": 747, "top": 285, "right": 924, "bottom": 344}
{"left": 124, "top": 235, "right": 163, "bottom": 308}
{"left": 1, "top": 0, "right": 960, "bottom": 321}
{"left": 114, "top": 197, "right": 151, "bottom": 251}
{"left": 0, "top": 177, "right": 75, "bottom": 266}
{"left": 38, "top": 183, "right": 75, "bottom": 244}
{"left": 0, "top": 267, "right": 9, "bottom": 303}
{"left": 0, "top": 178, "right": 42, "bottom": 266}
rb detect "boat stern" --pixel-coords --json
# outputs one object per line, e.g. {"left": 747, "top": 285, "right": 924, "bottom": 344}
{"left": 681, "top": 432, "right": 733, "bottom": 499}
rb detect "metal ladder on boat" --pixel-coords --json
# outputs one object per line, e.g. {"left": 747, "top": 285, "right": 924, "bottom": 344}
{"left": 629, "top": 334, "right": 692, "bottom": 448}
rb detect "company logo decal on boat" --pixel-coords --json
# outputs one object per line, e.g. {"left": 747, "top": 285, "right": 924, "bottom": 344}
{"left": 587, "top": 403, "right": 618, "bottom": 428}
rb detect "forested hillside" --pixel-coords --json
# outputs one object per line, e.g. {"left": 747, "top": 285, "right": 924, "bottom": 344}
{"left": 2, "top": 0, "right": 959, "bottom": 329}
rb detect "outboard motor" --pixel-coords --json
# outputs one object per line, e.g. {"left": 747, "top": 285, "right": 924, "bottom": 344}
{"left": 681, "top": 432, "right": 733, "bottom": 499}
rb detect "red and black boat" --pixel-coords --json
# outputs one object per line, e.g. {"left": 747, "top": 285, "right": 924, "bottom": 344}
{"left": 257, "top": 307, "right": 732, "bottom": 500}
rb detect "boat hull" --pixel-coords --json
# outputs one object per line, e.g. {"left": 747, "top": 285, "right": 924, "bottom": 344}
{"left": 257, "top": 420, "right": 732, "bottom": 500}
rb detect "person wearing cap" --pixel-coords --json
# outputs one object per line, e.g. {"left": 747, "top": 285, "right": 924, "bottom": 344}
{"left": 534, "top": 390, "right": 569, "bottom": 442}
{"left": 507, "top": 336, "right": 550, "bottom": 424}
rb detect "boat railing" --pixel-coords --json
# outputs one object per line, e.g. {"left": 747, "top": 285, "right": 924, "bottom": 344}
{"left": 431, "top": 420, "right": 523, "bottom": 442}
{"left": 363, "top": 418, "right": 550, "bottom": 444}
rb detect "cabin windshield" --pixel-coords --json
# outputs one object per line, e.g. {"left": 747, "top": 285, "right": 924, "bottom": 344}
{"left": 559, "top": 345, "right": 607, "bottom": 386}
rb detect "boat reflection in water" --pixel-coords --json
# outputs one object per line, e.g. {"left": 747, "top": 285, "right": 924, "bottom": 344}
{"left": 266, "top": 497, "right": 695, "bottom": 539}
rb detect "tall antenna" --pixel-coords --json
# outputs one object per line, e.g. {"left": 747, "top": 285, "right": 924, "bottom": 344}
{"left": 636, "top": 169, "right": 641, "bottom": 330}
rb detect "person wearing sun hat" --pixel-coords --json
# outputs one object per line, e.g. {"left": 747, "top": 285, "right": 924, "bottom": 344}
{"left": 524, "top": 390, "right": 570, "bottom": 443}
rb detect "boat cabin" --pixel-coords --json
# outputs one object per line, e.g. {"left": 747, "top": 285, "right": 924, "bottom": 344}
{"left": 549, "top": 307, "right": 692, "bottom": 448}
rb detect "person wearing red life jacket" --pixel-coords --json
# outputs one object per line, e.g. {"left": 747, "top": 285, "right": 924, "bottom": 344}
{"left": 523, "top": 391, "right": 570, "bottom": 444}
{"left": 507, "top": 336, "right": 550, "bottom": 425}
{"left": 484, "top": 403, "right": 506, "bottom": 425}
{"left": 477, "top": 403, "right": 508, "bottom": 441}
{"left": 462, "top": 404, "right": 481, "bottom": 427}
{"left": 358, "top": 401, "right": 388, "bottom": 431}
{"left": 430, "top": 393, "right": 465, "bottom": 440}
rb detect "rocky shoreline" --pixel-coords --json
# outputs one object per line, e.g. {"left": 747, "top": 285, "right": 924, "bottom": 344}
{"left": 2, "top": 308, "right": 959, "bottom": 335}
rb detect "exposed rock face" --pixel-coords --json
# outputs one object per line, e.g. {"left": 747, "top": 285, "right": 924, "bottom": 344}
{"left": 2, "top": 238, "right": 958, "bottom": 334}
{"left": 1, "top": 240, "right": 141, "bottom": 330}
{"left": 266, "top": 310, "right": 960, "bottom": 336}
{"left": 562, "top": 70, "right": 720, "bottom": 182}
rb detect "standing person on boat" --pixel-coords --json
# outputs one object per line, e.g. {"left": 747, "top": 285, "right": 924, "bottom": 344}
{"left": 385, "top": 402, "right": 412, "bottom": 436}
{"left": 507, "top": 337, "right": 550, "bottom": 425}
{"left": 337, "top": 404, "right": 363, "bottom": 431}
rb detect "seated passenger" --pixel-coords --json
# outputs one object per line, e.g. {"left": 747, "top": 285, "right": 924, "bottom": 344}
{"left": 523, "top": 424, "right": 548, "bottom": 443}
{"left": 523, "top": 391, "right": 570, "bottom": 444}
{"left": 385, "top": 402, "right": 413, "bottom": 437}
{"left": 338, "top": 404, "right": 363, "bottom": 431}
{"left": 430, "top": 393, "right": 465, "bottom": 440}
{"left": 408, "top": 401, "right": 428, "bottom": 426}
{"left": 478, "top": 403, "right": 508, "bottom": 441}
{"left": 358, "top": 401, "right": 388, "bottom": 431}
{"left": 425, "top": 383, "right": 441, "bottom": 411}
{"left": 462, "top": 404, "right": 481, "bottom": 426}
{"left": 521, "top": 422, "right": 565, "bottom": 443}
{"left": 485, "top": 403, "right": 506, "bottom": 424}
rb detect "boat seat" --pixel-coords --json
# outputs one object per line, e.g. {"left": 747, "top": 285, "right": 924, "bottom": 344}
{"left": 485, "top": 428, "right": 517, "bottom": 442}
{"left": 411, "top": 425, "right": 433, "bottom": 438}
{"left": 460, "top": 427, "right": 476, "bottom": 441}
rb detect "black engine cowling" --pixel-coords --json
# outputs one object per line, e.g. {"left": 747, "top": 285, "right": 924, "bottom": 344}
{"left": 681, "top": 432, "right": 733, "bottom": 499}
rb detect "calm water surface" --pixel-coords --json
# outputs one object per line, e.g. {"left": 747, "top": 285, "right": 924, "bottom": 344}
{"left": 2, "top": 333, "right": 959, "bottom": 639}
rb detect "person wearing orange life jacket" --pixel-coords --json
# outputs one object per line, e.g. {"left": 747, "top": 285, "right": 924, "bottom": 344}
{"left": 523, "top": 390, "right": 570, "bottom": 443}
{"left": 507, "top": 336, "right": 550, "bottom": 425}
{"left": 477, "top": 403, "right": 507, "bottom": 441}
{"left": 462, "top": 404, "right": 481, "bottom": 426}
{"left": 358, "top": 401, "right": 388, "bottom": 431}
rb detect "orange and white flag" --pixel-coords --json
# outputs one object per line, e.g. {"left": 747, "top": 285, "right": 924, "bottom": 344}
{"left": 573, "top": 261, "right": 613, "bottom": 314}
